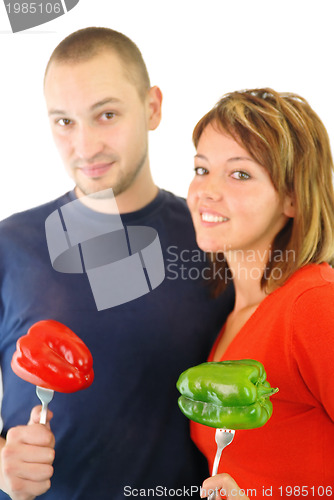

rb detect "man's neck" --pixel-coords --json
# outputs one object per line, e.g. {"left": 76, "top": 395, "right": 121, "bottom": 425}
{"left": 74, "top": 182, "right": 159, "bottom": 215}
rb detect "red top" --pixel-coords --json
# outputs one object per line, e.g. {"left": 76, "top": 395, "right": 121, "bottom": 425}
{"left": 191, "top": 264, "right": 334, "bottom": 498}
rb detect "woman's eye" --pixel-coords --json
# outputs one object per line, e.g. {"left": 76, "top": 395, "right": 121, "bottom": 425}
{"left": 194, "top": 167, "right": 208, "bottom": 176}
{"left": 231, "top": 170, "right": 250, "bottom": 180}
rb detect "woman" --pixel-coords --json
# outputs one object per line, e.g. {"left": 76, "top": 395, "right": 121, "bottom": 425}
{"left": 187, "top": 88, "right": 334, "bottom": 499}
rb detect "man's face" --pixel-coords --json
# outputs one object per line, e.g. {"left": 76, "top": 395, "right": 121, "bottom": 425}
{"left": 44, "top": 51, "right": 161, "bottom": 198}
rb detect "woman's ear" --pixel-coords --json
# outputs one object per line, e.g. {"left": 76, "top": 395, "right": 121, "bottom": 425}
{"left": 283, "top": 195, "right": 296, "bottom": 218}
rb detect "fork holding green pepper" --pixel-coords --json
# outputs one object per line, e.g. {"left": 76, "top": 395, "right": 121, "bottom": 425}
{"left": 177, "top": 359, "right": 278, "bottom": 430}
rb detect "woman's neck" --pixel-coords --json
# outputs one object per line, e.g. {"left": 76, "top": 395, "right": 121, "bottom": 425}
{"left": 225, "top": 249, "right": 269, "bottom": 313}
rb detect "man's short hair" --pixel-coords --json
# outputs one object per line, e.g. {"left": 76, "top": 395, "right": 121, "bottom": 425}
{"left": 45, "top": 27, "right": 151, "bottom": 99}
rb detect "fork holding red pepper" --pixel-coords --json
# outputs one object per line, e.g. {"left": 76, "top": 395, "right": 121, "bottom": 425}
{"left": 11, "top": 320, "right": 94, "bottom": 393}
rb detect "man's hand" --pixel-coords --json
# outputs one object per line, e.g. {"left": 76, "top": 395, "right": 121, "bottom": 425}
{"left": 201, "top": 473, "right": 249, "bottom": 500}
{"left": 0, "top": 406, "right": 55, "bottom": 500}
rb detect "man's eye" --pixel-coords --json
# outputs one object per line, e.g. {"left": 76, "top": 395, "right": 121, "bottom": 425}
{"left": 57, "top": 118, "right": 72, "bottom": 127}
{"left": 194, "top": 167, "right": 208, "bottom": 176}
{"left": 102, "top": 112, "right": 115, "bottom": 120}
{"left": 231, "top": 170, "right": 250, "bottom": 180}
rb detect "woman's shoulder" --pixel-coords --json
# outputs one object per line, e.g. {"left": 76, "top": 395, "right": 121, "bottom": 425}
{"left": 266, "top": 263, "right": 334, "bottom": 317}
{"left": 284, "top": 263, "right": 334, "bottom": 295}
{"left": 281, "top": 263, "right": 334, "bottom": 321}
{"left": 284, "top": 265, "right": 334, "bottom": 362}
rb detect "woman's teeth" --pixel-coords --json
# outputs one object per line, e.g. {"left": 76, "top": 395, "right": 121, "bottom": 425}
{"left": 201, "top": 213, "right": 228, "bottom": 223}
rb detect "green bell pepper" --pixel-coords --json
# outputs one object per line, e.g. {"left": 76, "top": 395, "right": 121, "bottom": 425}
{"left": 177, "top": 359, "right": 278, "bottom": 429}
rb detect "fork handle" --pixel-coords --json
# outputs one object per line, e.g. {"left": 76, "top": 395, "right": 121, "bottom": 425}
{"left": 211, "top": 448, "right": 223, "bottom": 477}
{"left": 208, "top": 490, "right": 218, "bottom": 500}
{"left": 206, "top": 449, "right": 223, "bottom": 500}
{"left": 39, "top": 402, "right": 48, "bottom": 425}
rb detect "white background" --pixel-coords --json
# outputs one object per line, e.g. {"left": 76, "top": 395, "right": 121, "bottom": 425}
{"left": 0, "top": 0, "right": 333, "bottom": 220}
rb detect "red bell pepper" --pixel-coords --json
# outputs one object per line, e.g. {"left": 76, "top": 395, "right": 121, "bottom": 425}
{"left": 11, "top": 320, "right": 94, "bottom": 393}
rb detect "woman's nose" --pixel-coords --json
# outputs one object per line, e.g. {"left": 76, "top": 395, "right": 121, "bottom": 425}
{"left": 197, "top": 178, "right": 223, "bottom": 202}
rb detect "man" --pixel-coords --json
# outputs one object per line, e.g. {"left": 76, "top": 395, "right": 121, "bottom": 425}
{"left": 0, "top": 27, "right": 233, "bottom": 499}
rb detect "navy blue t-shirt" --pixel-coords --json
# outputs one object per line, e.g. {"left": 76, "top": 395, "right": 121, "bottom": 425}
{"left": 0, "top": 189, "right": 234, "bottom": 499}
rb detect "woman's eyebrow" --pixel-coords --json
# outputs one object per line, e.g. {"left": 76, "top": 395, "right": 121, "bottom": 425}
{"left": 194, "top": 153, "right": 208, "bottom": 160}
{"left": 227, "top": 156, "right": 255, "bottom": 163}
{"left": 194, "top": 154, "right": 255, "bottom": 163}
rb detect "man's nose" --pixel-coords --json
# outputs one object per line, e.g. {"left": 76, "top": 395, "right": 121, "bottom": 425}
{"left": 74, "top": 124, "right": 104, "bottom": 160}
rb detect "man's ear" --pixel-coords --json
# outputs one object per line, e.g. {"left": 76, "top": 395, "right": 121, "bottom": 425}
{"left": 147, "top": 86, "right": 163, "bottom": 130}
{"left": 283, "top": 195, "right": 296, "bottom": 218}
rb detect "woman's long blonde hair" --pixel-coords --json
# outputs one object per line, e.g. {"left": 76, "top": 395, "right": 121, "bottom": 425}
{"left": 193, "top": 88, "right": 334, "bottom": 292}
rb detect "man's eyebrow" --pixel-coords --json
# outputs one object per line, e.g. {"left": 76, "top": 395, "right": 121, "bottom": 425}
{"left": 48, "top": 97, "right": 122, "bottom": 116}
{"left": 48, "top": 108, "right": 67, "bottom": 116}
{"left": 90, "top": 97, "right": 122, "bottom": 111}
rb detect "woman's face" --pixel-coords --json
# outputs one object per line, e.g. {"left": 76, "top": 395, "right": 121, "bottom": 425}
{"left": 187, "top": 123, "right": 294, "bottom": 257}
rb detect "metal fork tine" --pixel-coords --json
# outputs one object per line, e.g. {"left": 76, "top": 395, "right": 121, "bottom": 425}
{"left": 212, "top": 428, "right": 235, "bottom": 476}
{"left": 36, "top": 386, "right": 54, "bottom": 424}
{"left": 208, "top": 428, "right": 235, "bottom": 500}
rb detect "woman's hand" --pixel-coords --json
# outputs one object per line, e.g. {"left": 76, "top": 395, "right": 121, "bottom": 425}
{"left": 201, "top": 473, "right": 250, "bottom": 500}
